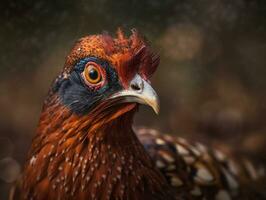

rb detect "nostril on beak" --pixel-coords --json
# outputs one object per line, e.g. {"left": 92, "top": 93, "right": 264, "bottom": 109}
{"left": 129, "top": 74, "right": 144, "bottom": 93}
{"left": 131, "top": 83, "right": 141, "bottom": 91}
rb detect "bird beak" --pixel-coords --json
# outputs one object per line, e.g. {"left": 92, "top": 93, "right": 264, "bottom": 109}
{"left": 109, "top": 74, "right": 160, "bottom": 114}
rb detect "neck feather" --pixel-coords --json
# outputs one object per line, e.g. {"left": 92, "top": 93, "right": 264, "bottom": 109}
{"left": 21, "top": 96, "right": 174, "bottom": 200}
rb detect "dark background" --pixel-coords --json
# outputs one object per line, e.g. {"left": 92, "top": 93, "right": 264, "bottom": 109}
{"left": 1, "top": 0, "right": 266, "bottom": 199}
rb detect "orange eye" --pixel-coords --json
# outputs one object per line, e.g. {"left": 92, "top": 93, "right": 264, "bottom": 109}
{"left": 83, "top": 63, "right": 102, "bottom": 85}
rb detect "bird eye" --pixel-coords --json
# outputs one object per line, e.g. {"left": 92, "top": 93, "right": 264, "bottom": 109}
{"left": 83, "top": 62, "right": 104, "bottom": 86}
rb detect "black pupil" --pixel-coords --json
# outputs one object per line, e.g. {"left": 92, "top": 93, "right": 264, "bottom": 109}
{"left": 89, "top": 68, "right": 99, "bottom": 80}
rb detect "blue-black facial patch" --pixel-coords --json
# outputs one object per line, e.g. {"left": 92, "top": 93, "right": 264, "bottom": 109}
{"left": 54, "top": 57, "right": 123, "bottom": 115}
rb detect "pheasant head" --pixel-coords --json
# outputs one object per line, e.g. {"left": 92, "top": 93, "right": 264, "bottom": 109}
{"left": 56, "top": 29, "right": 160, "bottom": 117}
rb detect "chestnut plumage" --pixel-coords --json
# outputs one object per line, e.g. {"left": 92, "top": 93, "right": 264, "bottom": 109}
{"left": 10, "top": 30, "right": 265, "bottom": 200}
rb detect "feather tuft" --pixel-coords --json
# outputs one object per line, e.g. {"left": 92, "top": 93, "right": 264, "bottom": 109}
{"left": 63, "top": 29, "right": 159, "bottom": 87}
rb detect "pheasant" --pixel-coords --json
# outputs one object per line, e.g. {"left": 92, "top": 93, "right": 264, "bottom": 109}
{"left": 10, "top": 29, "right": 265, "bottom": 200}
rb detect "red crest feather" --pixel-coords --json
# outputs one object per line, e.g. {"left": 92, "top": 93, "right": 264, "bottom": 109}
{"left": 63, "top": 29, "right": 159, "bottom": 87}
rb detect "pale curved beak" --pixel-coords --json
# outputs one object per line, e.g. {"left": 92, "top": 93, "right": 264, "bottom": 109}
{"left": 109, "top": 74, "right": 160, "bottom": 114}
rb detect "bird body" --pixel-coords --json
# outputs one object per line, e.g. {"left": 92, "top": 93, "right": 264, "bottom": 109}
{"left": 10, "top": 30, "right": 265, "bottom": 200}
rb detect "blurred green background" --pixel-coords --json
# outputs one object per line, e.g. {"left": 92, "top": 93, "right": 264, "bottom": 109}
{"left": 1, "top": 0, "right": 266, "bottom": 199}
